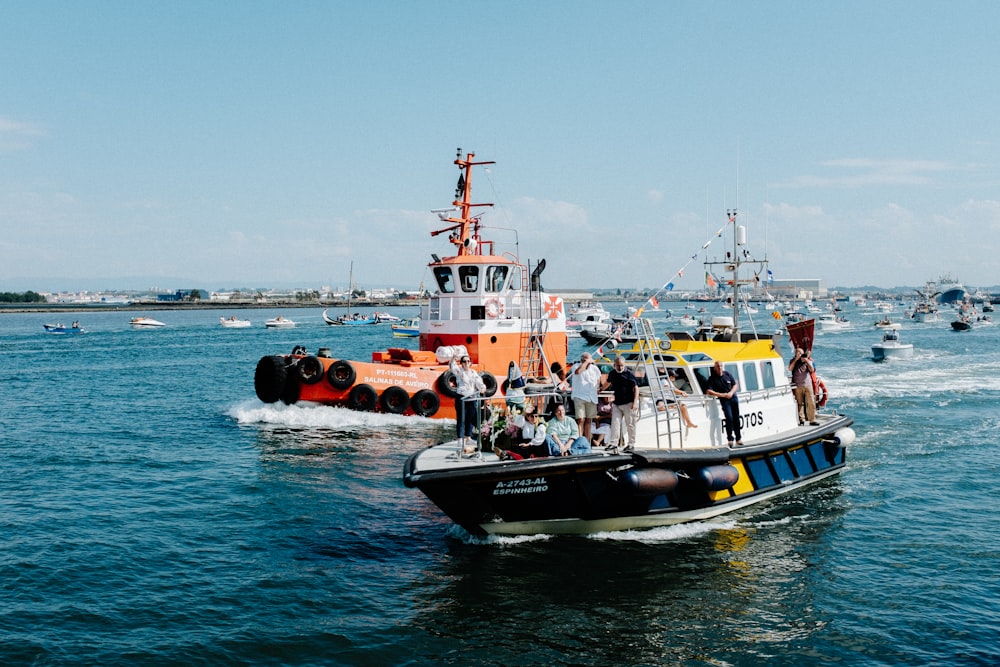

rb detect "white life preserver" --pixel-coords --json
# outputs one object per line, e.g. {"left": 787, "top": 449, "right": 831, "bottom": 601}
{"left": 485, "top": 298, "right": 504, "bottom": 319}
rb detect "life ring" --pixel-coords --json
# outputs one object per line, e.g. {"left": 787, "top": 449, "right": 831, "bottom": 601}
{"left": 438, "top": 370, "right": 460, "bottom": 398}
{"left": 327, "top": 360, "right": 356, "bottom": 390}
{"left": 296, "top": 356, "right": 325, "bottom": 385}
{"left": 379, "top": 386, "right": 410, "bottom": 414}
{"left": 410, "top": 389, "right": 441, "bottom": 417}
{"left": 347, "top": 384, "right": 378, "bottom": 411}
{"left": 254, "top": 355, "right": 289, "bottom": 404}
{"left": 479, "top": 371, "right": 498, "bottom": 397}
{"left": 813, "top": 374, "right": 828, "bottom": 408}
{"left": 485, "top": 298, "right": 504, "bottom": 319}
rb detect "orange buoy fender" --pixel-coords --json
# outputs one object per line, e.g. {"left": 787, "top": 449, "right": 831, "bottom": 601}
{"left": 812, "top": 372, "right": 828, "bottom": 407}
{"left": 379, "top": 386, "right": 409, "bottom": 414}
{"left": 621, "top": 468, "right": 678, "bottom": 495}
{"left": 699, "top": 465, "right": 739, "bottom": 491}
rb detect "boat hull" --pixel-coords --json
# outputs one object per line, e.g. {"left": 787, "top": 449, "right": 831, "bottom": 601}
{"left": 872, "top": 343, "right": 914, "bottom": 361}
{"left": 404, "top": 418, "right": 853, "bottom": 536}
{"left": 43, "top": 324, "right": 86, "bottom": 334}
{"left": 951, "top": 321, "right": 972, "bottom": 331}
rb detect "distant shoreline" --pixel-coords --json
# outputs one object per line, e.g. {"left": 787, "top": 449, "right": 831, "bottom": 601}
{"left": 0, "top": 300, "right": 430, "bottom": 315}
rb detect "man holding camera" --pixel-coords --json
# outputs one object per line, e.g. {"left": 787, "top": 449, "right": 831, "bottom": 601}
{"left": 789, "top": 348, "right": 819, "bottom": 426}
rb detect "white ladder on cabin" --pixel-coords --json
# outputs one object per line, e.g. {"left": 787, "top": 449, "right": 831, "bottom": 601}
{"left": 628, "top": 317, "right": 685, "bottom": 449}
{"left": 519, "top": 318, "right": 552, "bottom": 382}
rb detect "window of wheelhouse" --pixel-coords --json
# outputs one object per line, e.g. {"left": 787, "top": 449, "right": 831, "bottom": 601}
{"left": 742, "top": 362, "right": 760, "bottom": 391}
{"left": 458, "top": 266, "right": 480, "bottom": 293}
{"left": 485, "top": 265, "right": 509, "bottom": 293}
{"left": 761, "top": 361, "right": 777, "bottom": 388}
{"left": 433, "top": 266, "right": 455, "bottom": 293}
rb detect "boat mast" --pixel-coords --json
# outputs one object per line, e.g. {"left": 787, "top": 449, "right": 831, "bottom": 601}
{"left": 430, "top": 149, "right": 495, "bottom": 256}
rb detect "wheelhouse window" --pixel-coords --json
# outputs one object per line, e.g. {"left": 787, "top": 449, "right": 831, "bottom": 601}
{"left": 433, "top": 267, "right": 455, "bottom": 294}
{"left": 458, "top": 266, "right": 480, "bottom": 293}
{"left": 761, "top": 361, "right": 776, "bottom": 388}
{"left": 742, "top": 362, "right": 760, "bottom": 391}
{"left": 485, "top": 265, "right": 509, "bottom": 293}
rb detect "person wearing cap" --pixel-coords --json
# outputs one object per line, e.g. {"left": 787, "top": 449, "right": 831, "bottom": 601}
{"left": 513, "top": 406, "right": 549, "bottom": 458}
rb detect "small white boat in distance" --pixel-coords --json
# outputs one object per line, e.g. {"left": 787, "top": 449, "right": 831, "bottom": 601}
{"left": 872, "top": 323, "right": 913, "bottom": 361}
{"left": 220, "top": 316, "right": 251, "bottom": 328}
{"left": 265, "top": 315, "right": 296, "bottom": 328}
{"left": 130, "top": 317, "right": 166, "bottom": 328}
{"left": 818, "top": 312, "right": 850, "bottom": 331}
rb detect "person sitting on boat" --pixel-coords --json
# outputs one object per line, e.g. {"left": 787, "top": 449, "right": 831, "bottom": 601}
{"left": 706, "top": 361, "right": 742, "bottom": 446}
{"left": 499, "top": 406, "right": 549, "bottom": 460}
{"left": 603, "top": 355, "right": 638, "bottom": 449}
{"left": 545, "top": 403, "right": 591, "bottom": 456}
{"left": 452, "top": 354, "right": 486, "bottom": 453}
{"left": 789, "top": 348, "right": 819, "bottom": 426}
{"left": 660, "top": 369, "right": 699, "bottom": 429}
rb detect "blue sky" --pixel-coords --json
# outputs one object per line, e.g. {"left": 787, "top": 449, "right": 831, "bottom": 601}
{"left": 2, "top": 1, "right": 999, "bottom": 293}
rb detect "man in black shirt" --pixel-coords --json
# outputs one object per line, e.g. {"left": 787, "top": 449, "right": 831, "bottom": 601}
{"left": 706, "top": 361, "right": 742, "bottom": 445}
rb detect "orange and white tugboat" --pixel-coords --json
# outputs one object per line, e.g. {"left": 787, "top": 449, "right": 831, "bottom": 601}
{"left": 253, "top": 150, "right": 569, "bottom": 419}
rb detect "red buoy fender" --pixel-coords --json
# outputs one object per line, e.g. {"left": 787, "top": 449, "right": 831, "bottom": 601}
{"left": 812, "top": 372, "right": 828, "bottom": 407}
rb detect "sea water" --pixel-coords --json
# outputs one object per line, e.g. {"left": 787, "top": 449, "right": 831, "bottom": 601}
{"left": 1, "top": 305, "right": 998, "bottom": 665}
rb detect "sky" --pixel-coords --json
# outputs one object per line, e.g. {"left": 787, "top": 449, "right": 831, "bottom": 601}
{"left": 2, "top": 1, "right": 1000, "bottom": 294}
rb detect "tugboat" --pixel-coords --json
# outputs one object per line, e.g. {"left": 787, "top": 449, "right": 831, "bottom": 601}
{"left": 404, "top": 210, "right": 855, "bottom": 537}
{"left": 253, "top": 150, "right": 569, "bottom": 419}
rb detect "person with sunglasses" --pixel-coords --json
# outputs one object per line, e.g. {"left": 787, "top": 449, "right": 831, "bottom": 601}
{"left": 452, "top": 354, "right": 486, "bottom": 453}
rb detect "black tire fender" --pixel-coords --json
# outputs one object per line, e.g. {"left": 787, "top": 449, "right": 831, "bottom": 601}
{"left": 410, "top": 389, "right": 440, "bottom": 417}
{"left": 379, "top": 386, "right": 410, "bottom": 414}
{"left": 296, "top": 356, "right": 325, "bottom": 385}
{"left": 437, "top": 370, "right": 460, "bottom": 398}
{"left": 327, "top": 360, "right": 356, "bottom": 390}
{"left": 347, "top": 384, "right": 378, "bottom": 411}
{"left": 255, "top": 356, "right": 288, "bottom": 403}
{"left": 479, "top": 371, "right": 498, "bottom": 397}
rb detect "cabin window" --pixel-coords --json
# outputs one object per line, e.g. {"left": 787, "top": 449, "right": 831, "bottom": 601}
{"left": 742, "top": 362, "right": 760, "bottom": 391}
{"left": 761, "top": 361, "right": 777, "bottom": 388}
{"left": 485, "top": 265, "right": 509, "bottom": 293}
{"left": 458, "top": 266, "right": 480, "bottom": 293}
{"left": 433, "top": 267, "right": 455, "bottom": 294}
{"left": 693, "top": 366, "right": 711, "bottom": 393}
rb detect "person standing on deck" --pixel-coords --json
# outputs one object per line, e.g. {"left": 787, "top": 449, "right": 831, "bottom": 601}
{"left": 789, "top": 348, "right": 819, "bottom": 426}
{"left": 603, "top": 355, "right": 638, "bottom": 450}
{"left": 571, "top": 352, "right": 600, "bottom": 444}
{"left": 706, "top": 361, "right": 742, "bottom": 445}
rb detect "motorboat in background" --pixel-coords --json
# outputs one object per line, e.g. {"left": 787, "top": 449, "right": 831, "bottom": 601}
{"left": 322, "top": 309, "right": 380, "bottom": 326}
{"left": 264, "top": 315, "right": 296, "bottom": 328}
{"left": 817, "top": 312, "right": 850, "bottom": 331}
{"left": 872, "top": 324, "right": 913, "bottom": 361}
{"left": 391, "top": 317, "right": 420, "bottom": 338}
{"left": 130, "top": 317, "right": 165, "bottom": 328}
{"left": 220, "top": 316, "right": 251, "bottom": 328}
{"left": 43, "top": 321, "right": 86, "bottom": 334}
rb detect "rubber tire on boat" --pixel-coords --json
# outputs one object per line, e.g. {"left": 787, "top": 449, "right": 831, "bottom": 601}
{"left": 379, "top": 385, "right": 409, "bottom": 414}
{"left": 296, "top": 356, "right": 325, "bottom": 385}
{"left": 437, "top": 370, "right": 460, "bottom": 398}
{"left": 410, "top": 389, "right": 440, "bottom": 417}
{"left": 327, "top": 360, "right": 356, "bottom": 390}
{"left": 347, "top": 384, "right": 378, "bottom": 411}
{"left": 280, "top": 374, "right": 301, "bottom": 405}
{"left": 291, "top": 345, "right": 308, "bottom": 356}
{"left": 255, "top": 356, "right": 289, "bottom": 404}
{"left": 479, "top": 371, "right": 498, "bottom": 397}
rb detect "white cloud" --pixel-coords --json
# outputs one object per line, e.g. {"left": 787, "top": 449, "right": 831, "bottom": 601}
{"left": 0, "top": 116, "right": 45, "bottom": 151}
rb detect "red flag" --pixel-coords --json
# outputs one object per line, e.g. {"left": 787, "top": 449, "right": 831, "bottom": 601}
{"left": 650, "top": 295, "right": 659, "bottom": 308}
{"left": 706, "top": 272, "right": 717, "bottom": 288}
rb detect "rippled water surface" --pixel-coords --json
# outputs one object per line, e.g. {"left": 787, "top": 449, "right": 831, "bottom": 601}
{"left": 1, "top": 305, "right": 998, "bottom": 665}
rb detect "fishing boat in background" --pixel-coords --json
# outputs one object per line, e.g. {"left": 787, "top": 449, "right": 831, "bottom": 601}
{"left": 323, "top": 262, "right": 381, "bottom": 325}
{"left": 43, "top": 321, "right": 86, "bottom": 334}
{"left": 404, "top": 210, "right": 854, "bottom": 537}
{"left": 911, "top": 283, "right": 941, "bottom": 323}
{"left": 130, "top": 317, "right": 165, "bottom": 328}
{"left": 264, "top": 315, "right": 296, "bottom": 328}
{"left": 391, "top": 317, "right": 420, "bottom": 338}
{"left": 220, "top": 315, "right": 251, "bottom": 328}
{"left": 872, "top": 323, "right": 913, "bottom": 361}
{"left": 253, "top": 149, "right": 569, "bottom": 418}
{"left": 936, "top": 275, "right": 966, "bottom": 304}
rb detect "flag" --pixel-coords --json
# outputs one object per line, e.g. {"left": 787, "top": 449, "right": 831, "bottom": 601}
{"left": 767, "top": 269, "right": 774, "bottom": 283}
{"left": 650, "top": 296, "right": 659, "bottom": 308}
{"left": 665, "top": 281, "right": 674, "bottom": 291}
{"left": 706, "top": 271, "right": 717, "bottom": 288}
{"left": 596, "top": 345, "right": 603, "bottom": 356}
{"left": 678, "top": 269, "right": 684, "bottom": 277}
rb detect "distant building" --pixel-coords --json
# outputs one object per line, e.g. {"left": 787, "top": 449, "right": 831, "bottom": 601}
{"left": 768, "top": 279, "right": 825, "bottom": 300}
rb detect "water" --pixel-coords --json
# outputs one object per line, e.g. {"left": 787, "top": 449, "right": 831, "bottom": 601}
{"left": 2, "top": 305, "right": 999, "bottom": 665}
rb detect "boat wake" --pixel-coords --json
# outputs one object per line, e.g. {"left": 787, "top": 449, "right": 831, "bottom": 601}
{"left": 228, "top": 399, "right": 449, "bottom": 429}
{"left": 445, "top": 520, "right": 740, "bottom": 546}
